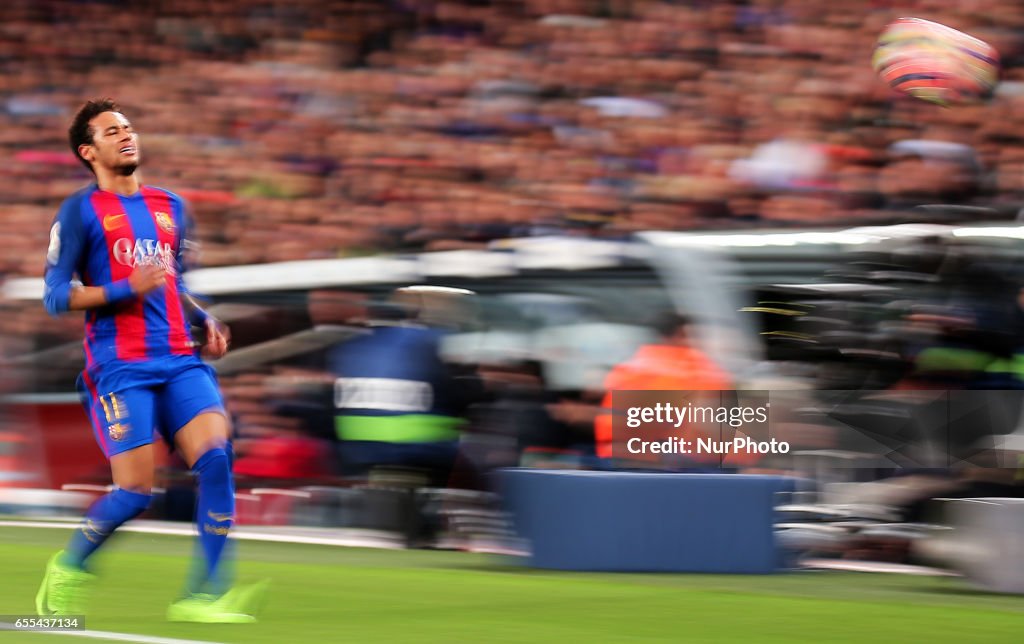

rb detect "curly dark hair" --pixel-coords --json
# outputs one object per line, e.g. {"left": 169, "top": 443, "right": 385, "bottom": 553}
{"left": 68, "top": 98, "right": 122, "bottom": 174}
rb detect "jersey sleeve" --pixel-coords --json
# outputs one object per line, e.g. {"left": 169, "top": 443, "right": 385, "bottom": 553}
{"left": 42, "top": 197, "right": 86, "bottom": 316}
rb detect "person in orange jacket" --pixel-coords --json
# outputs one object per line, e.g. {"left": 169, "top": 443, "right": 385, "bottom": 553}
{"left": 594, "top": 313, "right": 759, "bottom": 468}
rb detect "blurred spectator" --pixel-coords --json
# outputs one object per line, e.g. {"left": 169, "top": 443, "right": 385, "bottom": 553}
{"left": 592, "top": 312, "right": 733, "bottom": 464}
{"left": 222, "top": 368, "right": 334, "bottom": 484}
{"left": 233, "top": 426, "right": 334, "bottom": 482}
{"left": 879, "top": 139, "right": 984, "bottom": 210}
{"left": 467, "top": 359, "right": 564, "bottom": 467}
{"left": 329, "top": 298, "right": 481, "bottom": 483}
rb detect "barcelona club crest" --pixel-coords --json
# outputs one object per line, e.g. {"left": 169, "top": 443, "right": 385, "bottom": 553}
{"left": 108, "top": 422, "right": 129, "bottom": 441}
{"left": 155, "top": 211, "right": 175, "bottom": 233}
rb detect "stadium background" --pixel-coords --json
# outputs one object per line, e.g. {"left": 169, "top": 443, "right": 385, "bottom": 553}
{"left": 2, "top": 0, "right": 1024, "bottom": 356}
{"left": 1, "top": 1, "right": 1024, "bottom": 641}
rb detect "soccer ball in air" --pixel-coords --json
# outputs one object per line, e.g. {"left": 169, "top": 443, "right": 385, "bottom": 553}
{"left": 872, "top": 17, "right": 999, "bottom": 106}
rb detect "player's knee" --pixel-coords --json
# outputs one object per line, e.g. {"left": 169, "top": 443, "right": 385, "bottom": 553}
{"left": 111, "top": 488, "right": 153, "bottom": 517}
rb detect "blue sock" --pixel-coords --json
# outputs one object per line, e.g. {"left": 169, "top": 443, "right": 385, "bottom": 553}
{"left": 64, "top": 488, "right": 151, "bottom": 569}
{"left": 191, "top": 447, "right": 235, "bottom": 595}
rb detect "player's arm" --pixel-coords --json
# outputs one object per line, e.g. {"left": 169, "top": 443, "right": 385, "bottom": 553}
{"left": 66, "top": 266, "right": 165, "bottom": 310}
{"left": 42, "top": 200, "right": 86, "bottom": 315}
{"left": 43, "top": 200, "right": 165, "bottom": 315}
{"left": 174, "top": 205, "right": 229, "bottom": 358}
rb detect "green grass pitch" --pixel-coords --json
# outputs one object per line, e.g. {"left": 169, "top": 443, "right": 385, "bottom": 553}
{"left": 0, "top": 526, "right": 1020, "bottom": 643}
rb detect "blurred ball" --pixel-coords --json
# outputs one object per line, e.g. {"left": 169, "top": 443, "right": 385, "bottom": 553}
{"left": 872, "top": 17, "right": 999, "bottom": 106}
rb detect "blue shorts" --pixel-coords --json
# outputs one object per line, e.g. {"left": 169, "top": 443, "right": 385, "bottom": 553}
{"left": 77, "top": 355, "right": 225, "bottom": 458}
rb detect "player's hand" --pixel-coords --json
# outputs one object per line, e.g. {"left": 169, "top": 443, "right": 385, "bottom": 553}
{"left": 129, "top": 264, "right": 166, "bottom": 296}
{"left": 202, "top": 318, "right": 230, "bottom": 359}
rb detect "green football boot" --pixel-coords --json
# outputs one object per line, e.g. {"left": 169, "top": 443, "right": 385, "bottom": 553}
{"left": 35, "top": 551, "right": 95, "bottom": 616}
{"left": 166, "top": 580, "right": 269, "bottom": 623}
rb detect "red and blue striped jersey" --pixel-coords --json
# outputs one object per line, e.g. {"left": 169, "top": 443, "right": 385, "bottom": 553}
{"left": 43, "top": 184, "right": 199, "bottom": 368}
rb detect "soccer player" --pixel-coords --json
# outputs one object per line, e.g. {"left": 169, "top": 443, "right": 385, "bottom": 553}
{"left": 36, "top": 99, "right": 264, "bottom": 622}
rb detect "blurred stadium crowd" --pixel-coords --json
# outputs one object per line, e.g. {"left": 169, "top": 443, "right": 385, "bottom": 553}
{"left": 3, "top": 0, "right": 1024, "bottom": 562}
{"left": 4, "top": 0, "right": 1024, "bottom": 356}
{"left": 2, "top": 0, "right": 1024, "bottom": 276}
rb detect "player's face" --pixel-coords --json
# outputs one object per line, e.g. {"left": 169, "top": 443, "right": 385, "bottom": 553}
{"left": 83, "top": 111, "right": 140, "bottom": 175}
